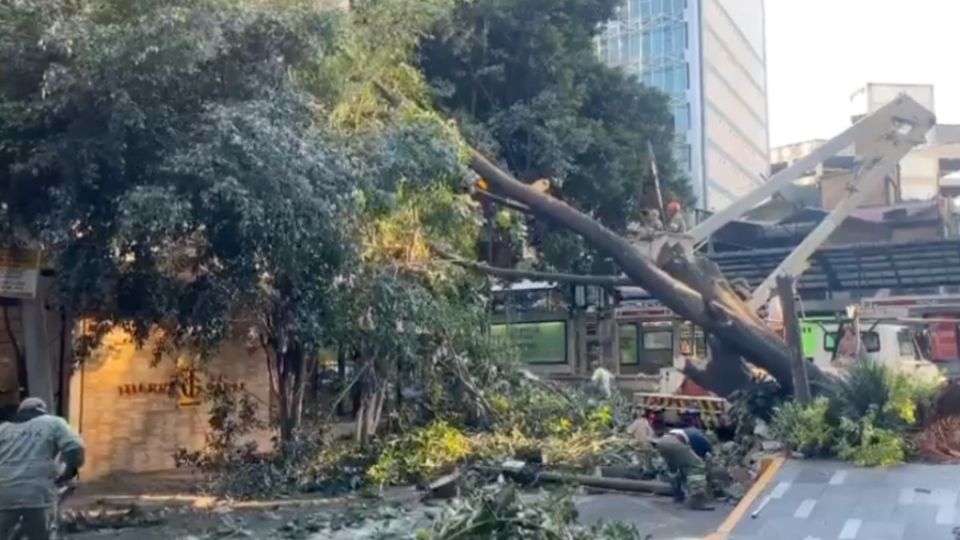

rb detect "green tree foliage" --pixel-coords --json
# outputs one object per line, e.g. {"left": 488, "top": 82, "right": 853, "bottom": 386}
{"left": 418, "top": 0, "right": 692, "bottom": 272}
{"left": 0, "top": 0, "right": 358, "bottom": 443}
{"left": 0, "top": 0, "right": 493, "bottom": 444}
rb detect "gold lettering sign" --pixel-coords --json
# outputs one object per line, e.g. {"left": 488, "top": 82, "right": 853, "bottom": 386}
{"left": 116, "top": 369, "right": 246, "bottom": 408}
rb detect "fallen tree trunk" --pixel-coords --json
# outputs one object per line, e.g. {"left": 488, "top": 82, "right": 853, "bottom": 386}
{"left": 683, "top": 335, "right": 753, "bottom": 399}
{"left": 475, "top": 465, "right": 673, "bottom": 495}
{"left": 657, "top": 245, "right": 833, "bottom": 395}
{"left": 372, "top": 81, "right": 832, "bottom": 395}
{"left": 469, "top": 150, "right": 813, "bottom": 394}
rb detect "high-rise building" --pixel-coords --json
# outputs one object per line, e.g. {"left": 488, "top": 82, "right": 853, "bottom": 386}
{"left": 597, "top": 0, "right": 770, "bottom": 213}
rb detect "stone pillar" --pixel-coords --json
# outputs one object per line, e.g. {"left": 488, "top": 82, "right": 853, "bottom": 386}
{"left": 22, "top": 277, "right": 54, "bottom": 406}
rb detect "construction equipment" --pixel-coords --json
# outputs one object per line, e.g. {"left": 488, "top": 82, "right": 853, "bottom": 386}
{"left": 689, "top": 94, "right": 936, "bottom": 310}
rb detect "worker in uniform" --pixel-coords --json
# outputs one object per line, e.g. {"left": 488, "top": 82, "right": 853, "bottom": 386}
{"left": 0, "top": 397, "right": 84, "bottom": 540}
{"left": 588, "top": 358, "right": 614, "bottom": 398}
{"left": 653, "top": 427, "right": 714, "bottom": 510}
{"left": 643, "top": 209, "right": 665, "bottom": 232}
{"left": 626, "top": 410, "right": 655, "bottom": 445}
{"left": 665, "top": 201, "right": 687, "bottom": 233}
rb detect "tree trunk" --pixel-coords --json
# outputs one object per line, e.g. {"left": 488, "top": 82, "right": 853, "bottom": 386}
{"left": 469, "top": 150, "right": 827, "bottom": 395}
{"left": 277, "top": 371, "right": 293, "bottom": 445}
{"left": 778, "top": 274, "right": 811, "bottom": 403}
{"left": 269, "top": 344, "right": 308, "bottom": 447}
{"left": 682, "top": 335, "right": 752, "bottom": 399}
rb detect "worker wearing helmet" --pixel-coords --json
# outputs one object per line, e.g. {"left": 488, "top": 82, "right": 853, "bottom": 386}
{"left": 652, "top": 427, "right": 713, "bottom": 510}
{"left": 665, "top": 201, "right": 687, "bottom": 233}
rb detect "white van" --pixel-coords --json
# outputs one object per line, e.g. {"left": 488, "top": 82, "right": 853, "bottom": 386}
{"left": 809, "top": 321, "right": 942, "bottom": 380}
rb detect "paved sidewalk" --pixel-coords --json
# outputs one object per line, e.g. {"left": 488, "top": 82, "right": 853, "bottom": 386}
{"left": 728, "top": 459, "right": 960, "bottom": 540}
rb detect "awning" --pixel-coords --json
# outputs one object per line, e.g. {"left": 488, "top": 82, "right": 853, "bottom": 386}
{"left": 710, "top": 239, "right": 960, "bottom": 294}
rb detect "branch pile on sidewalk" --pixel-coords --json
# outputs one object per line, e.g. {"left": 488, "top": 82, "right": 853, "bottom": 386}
{"left": 60, "top": 503, "right": 167, "bottom": 533}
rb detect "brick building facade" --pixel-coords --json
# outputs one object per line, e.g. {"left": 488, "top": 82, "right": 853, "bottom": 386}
{"left": 67, "top": 328, "right": 273, "bottom": 479}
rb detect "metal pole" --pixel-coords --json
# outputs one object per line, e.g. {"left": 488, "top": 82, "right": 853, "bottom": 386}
{"left": 777, "top": 274, "right": 810, "bottom": 403}
{"left": 646, "top": 140, "right": 665, "bottom": 216}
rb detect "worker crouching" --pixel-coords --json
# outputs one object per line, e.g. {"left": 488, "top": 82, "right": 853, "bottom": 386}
{"left": 652, "top": 427, "right": 713, "bottom": 510}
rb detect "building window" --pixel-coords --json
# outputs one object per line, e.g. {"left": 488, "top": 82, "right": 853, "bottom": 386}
{"left": 620, "top": 324, "right": 640, "bottom": 365}
{"left": 491, "top": 321, "right": 568, "bottom": 365}
{"left": 674, "top": 103, "right": 689, "bottom": 131}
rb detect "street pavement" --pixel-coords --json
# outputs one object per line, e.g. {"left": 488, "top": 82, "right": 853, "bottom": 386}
{"left": 729, "top": 459, "right": 960, "bottom": 540}
{"left": 576, "top": 492, "right": 729, "bottom": 539}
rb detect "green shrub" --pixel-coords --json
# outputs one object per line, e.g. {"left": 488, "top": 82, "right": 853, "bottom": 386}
{"left": 832, "top": 361, "right": 892, "bottom": 424}
{"left": 368, "top": 421, "right": 474, "bottom": 486}
{"left": 835, "top": 410, "right": 905, "bottom": 467}
{"left": 888, "top": 371, "right": 943, "bottom": 426}
{"left": 834, "top": 360, "right": 944, "bottom": 430}
{"left": 771, "top": 397, "right": 836, "bottom": 456}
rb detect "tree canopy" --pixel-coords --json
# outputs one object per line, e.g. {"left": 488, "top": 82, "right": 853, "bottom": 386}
{"left": 0, "top": 0, "right": 695, "bottom": 442}
{"left": 0, "top": 0, "right": 496, "bottom": 441}
{"left": 418, "top": 0, "right": 692, "bottom": 272}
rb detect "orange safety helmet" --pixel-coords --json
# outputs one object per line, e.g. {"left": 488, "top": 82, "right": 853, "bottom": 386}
{"left": 666, "top": 201, "right": 681, "bottom": 214}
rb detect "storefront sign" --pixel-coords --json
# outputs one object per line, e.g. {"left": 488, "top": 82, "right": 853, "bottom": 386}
{"left": 118, "top": 370, "right": 247, "bottom": 407}
{"left": 0, "top": 248, "right": 40, "bottom": 299}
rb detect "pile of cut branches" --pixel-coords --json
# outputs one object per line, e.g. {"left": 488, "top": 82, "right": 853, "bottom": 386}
{"left": 426, "top": 483, "right": 646, "bottom": 540}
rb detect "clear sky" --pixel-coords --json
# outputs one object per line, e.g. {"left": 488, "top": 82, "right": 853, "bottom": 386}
{"left": 765, "top": 0, "right": 960, "bottom": 148}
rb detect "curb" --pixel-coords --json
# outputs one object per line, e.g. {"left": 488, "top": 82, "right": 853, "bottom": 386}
{"left": 702, "top": 454, "right": 786, "bottom": 540}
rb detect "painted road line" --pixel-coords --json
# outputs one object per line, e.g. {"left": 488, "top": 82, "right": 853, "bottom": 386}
{"left": 793, "top": 498, "right": 817, "bottom": 519}
{"left": 828, "top": 470, "right": 847, "bottom": 485}
{"left": 704, "top": 455, "right": 786, "bottom": 540}
{"left": 838, "top": 518, "right": 861, "bottom": 539}
{"left": 770, "top": 481, "right": 792, "bottom": 499}
{"left": 936, "top": 504, "right": 956, "bottom": 525}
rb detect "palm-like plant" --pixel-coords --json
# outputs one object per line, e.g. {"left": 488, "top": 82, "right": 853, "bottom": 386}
{"left": 830, "top": 361, "right": 897, "bottom": 428}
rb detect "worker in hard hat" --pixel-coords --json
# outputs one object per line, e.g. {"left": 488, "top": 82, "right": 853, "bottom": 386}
{"left": 665, "top": 201, "right": 687, "bottom": 233}
{"left": 652, "top": 427, "right": 713, "bottom": 510}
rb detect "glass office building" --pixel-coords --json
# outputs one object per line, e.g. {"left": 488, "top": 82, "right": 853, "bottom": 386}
{"left": 597, "top": 0, "right": 770, "bottom": 213}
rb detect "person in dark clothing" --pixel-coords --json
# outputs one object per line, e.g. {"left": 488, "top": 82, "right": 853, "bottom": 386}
{"left": 653, "top": 427, "right": 714, "bottom": 510}
{"left": 675, "top": 427, "right": 713, "bottom": 459}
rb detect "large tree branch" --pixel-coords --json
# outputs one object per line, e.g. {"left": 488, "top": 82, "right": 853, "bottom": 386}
{"left": 475, "top": 188, "right": 532, "bottom": 213}
{"left": 467, "top": 149, "right": 801, "bottom": 392}
{"left": 373, "top": 78, "right": 828, "bottom": 394}
{"left": 433, "top": 247, "right": 631, "bottom": 286}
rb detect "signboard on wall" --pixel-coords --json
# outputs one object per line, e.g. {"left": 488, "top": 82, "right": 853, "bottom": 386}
{"left": 491, "top": 321, "right": 566, "bottom": 364}
{"left": 0, "top": 248, "right": 40, "bottom": 299}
